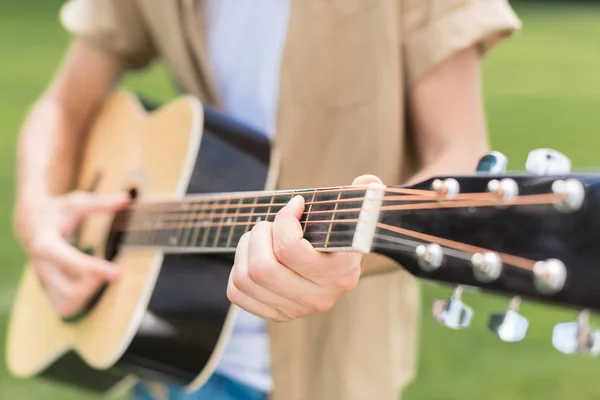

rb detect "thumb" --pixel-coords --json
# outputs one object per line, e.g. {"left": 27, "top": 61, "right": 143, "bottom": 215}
{"left": 351, "top": 174, "right": 385, "bottom": 187}
{"left": 65, "top": 191, "right": 131, "bottom": 215}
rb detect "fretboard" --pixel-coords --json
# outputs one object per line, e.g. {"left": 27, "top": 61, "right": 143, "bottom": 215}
{"left": 119, "top": 187, "right": 367, "bottom": 253}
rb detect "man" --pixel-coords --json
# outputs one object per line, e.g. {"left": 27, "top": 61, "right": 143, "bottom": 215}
{"left": 12, "top": 0, "right": 521, "bottom": 399}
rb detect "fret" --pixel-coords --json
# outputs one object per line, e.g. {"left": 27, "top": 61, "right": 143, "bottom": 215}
{"left": 303, "top": 189, "right": 338, "bottom": 248}
{"left": 199, "top": 200, "right": 218, "bottom": 248}
{"left": 230, "top": 196, "right": 259, "bottom": 248}
{"left": 326, "top": 188, "right": 364, "bottom": 249}
{"left": 303, "top": 188, "right": 363, "bottom": 250}
{"left": 169, "top": 205, "right": 189, "bottom": 247}
{"left": 324, "top": 191, "right": 343, "bottom": 248}
{"left": 212, "top": 198, "right": 231, "bottom": 247}
{"left": 122, "top": 209, "right": 140, "bottom": 246}
{"left": 180, "top": 204, "right": 195, "bottom": 247}
{"left": 263, "top": 192, "right": 296, "bottom": 223}
{"left": 252, "top": 195, "right": 274, "bottom": 231}
{"left": 264, "top": 195, "right": 276, "bottom": 223}
{"left": 213, "top": 197, "right": 237, "bottom": 248}
{"left": 132, "top": 212, "right": 150, "bottom": 243}
{"left": 190, "top": 200, "right": 208, "bottom": 248}
{"left": 302, "top": 191, "right": 317, "bottom": 235}
{"left": 224, "top": 197, "right": 243, "bottom": 248}
{"left": 152, "top": 210, "right": 167, "bottom": 247}
{"left": 138, "top": 210, "right": 152, "bottom": 246}
{"left": 155, "top": 209, "right": 173, "bottom": 247}
{"left": 202, "top": 199, "right": 225, "bottom": 248}
{"left": 246, "top": 196, "right": 260, "bottom": 228}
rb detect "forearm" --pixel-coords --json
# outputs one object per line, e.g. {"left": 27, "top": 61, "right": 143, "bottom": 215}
{"left": 13, "top": 40, "right": 124, "bottom": 231}
{"left": 360, "top": 46, "right": 489, "bottom": 277}
{"left": 407, "top": 45, "right": 489, "bottom": 184}
{"left": 16, "top": 98, "right": 88, "bottom": 202}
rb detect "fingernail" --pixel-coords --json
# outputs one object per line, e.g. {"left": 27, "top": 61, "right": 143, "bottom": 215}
{"left": 291, "top": 195, "right": 305, "bottom": 207}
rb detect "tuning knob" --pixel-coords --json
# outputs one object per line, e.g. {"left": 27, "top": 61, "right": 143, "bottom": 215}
{"left": 432, "top": 178, "right": 460, "bottom": 198}
{"left": 533, "top": 259, "right": 567, "bottom": 295}
{"left": 471, "top": 252, "right": 503, "bottom": 282}
{"left": 525, "top": 148, "right": 571, "bottom": 175}
{"left": 416, "top": 243, "right": 444, "bottom": 272}
{"left": 551, "top": 179, "right": 585, "bottom": 213}
{"left": 432, "top": 286, "right": 473, "bottom": 330}
{"left": 488, "top": 297, "right": 529, "bottom": 343}
{"left": 552, "top": 310, "right": 600, "bottom": 356}
{"left": 476, "top": 151, "right": 508, "bottom": 174}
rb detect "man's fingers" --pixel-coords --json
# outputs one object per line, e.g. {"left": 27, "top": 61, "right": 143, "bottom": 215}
{"left": 233, "top": 231, "right": 251, "bottom": 267}
{"left": 34, "top": 234, "right": 119, "bottom": 281}
{"left": 274, "top": 195, "right": 305, "bottom": 232}
{"left": 33, "top": 260, "right": 71, "bottom": 295}
{"left": 227, "top": 275, "right": 289, "bottom": 323}
{"left": 33, "top": 260, "right": 94, "bottom": 317}
{"left": 231, "top": 226, "right": 311, "bottom": 319}
{"left": 229, "top": 235, "right": 289, "bottom": 322}
{"left": 272, "top": 195, "right": 315, "bottom": 265}
{"left": 351, "top": 174, "right": 384, "bottom": 186}
{"left": 66, "top": 191, "right": 130, "bottom": 214}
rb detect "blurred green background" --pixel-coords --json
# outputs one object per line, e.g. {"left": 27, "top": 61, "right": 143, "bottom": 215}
{"left": 1, "top": 1, "right": 600, "bottom": 399}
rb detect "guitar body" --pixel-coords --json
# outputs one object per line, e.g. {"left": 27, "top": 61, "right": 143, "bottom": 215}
{"left": 6, "top": 91, "right": 272, "bottom": 394}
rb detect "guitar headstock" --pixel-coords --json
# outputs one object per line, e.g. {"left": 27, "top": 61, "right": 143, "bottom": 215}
{"left": 372, "top": 149, "right": 600, "bottom": 356}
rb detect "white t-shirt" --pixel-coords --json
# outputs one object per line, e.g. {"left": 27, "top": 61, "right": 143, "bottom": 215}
{"left": 201, "top": 0, "right": 291, "bottom": 393}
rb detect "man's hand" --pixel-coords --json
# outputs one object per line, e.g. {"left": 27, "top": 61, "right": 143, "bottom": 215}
{"left": 227, "top": 174, "right": 384, "bottom": 322}
{"left": 14, "top": 191, "right": 129, "bottom": 318}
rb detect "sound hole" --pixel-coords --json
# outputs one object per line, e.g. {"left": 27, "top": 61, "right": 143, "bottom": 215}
{"left": 105, "top": 187, "right": 138, "bottom": 261}
{"left": 63, "top": 187, "right": 138, "bottom": 324}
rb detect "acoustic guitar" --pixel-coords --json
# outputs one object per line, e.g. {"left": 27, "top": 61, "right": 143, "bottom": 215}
{"left": 6, "top": 90, "right": 600, "bottom": 396}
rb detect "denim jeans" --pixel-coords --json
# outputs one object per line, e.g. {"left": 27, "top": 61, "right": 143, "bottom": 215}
{"left": 133, "top": 373, "right": 268, "bottom": 400}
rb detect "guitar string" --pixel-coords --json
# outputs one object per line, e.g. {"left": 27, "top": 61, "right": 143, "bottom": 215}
{"left": 109, "top": 194, "right": 429, "bottom": 224}
{"left": 110, "top": 192, "right": 502, "bottom": 226}
{"left": 113, "top": 194, "right": 457, "bottom": 219}
{"left": 308, "top": 235, "right": 474, "bottom": 262}
{"left": 143, "top": 226, "right": 539, "bottom": 274}
{"left": 117, "top": 191, "right": 499, "bottom": 216}
{"left": 375, "top": 222, "right": 536, "bottom": 270}
{"left": 123, "top": 185, "right": 440, "bottom": 211}
{"left": 302, "top": 227, "right": 538, "bottom": 272}
{"left": 113, "top": 193, "right": 560, "bottom": 232}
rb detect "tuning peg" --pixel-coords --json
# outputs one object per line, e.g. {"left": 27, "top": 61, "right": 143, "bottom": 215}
{"left": 551, "top": 179, "right": 585, "bottom": 213}
{"left": 416, "top": 243, "right": 443, "bottom": 272}
{"left": 471, "top": 252, "right": 503, "bottom": 282}
{"left": 533, "top": 258, "right": 567, "bottom": 295}
{"left": 552, "top": 310, "right": 600, "bottom": 356}
{"left": 487, "top": 178, "right": 519, "bottom": 202}
{"left": 525, "top": 148, "right": 571, "bottom": 175}
{"left": 488, "top": 297, "right": 529, "bottom": 343}
{"left": 432, "top": 178, "right": 460, "bottom": 198}
{"left": 432, "top": 286, "right": 473, "bottom": 330}
{"left": 476, "top": 151, "right": 508, "bottom": 174}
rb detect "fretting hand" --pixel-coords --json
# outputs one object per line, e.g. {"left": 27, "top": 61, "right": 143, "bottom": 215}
{"left": 227, "top": 174, "right": 384, "bottom": 322}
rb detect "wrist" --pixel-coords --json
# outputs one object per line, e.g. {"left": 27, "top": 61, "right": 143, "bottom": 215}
{"left": 13, "top": 192, "right": 52, "bottom": 239}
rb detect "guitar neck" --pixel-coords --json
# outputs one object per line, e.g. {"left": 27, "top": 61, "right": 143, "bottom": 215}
{"left": 119, "top": 186, "right": 373, "bottom": 253}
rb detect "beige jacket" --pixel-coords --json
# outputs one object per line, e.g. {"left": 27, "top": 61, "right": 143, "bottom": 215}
{"left": 60, "top": 1, "right": 521, "bottom": 399}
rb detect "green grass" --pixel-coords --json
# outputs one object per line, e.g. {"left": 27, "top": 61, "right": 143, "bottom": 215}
{"left": 1, "top": 2, "right": 600, "bottom": 399}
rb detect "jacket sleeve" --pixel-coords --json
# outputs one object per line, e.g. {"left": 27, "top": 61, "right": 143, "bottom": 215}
{"left": 400, "top": 0, "right": 522, "bottom": 85}
{"left": 59, "top": 0, "right": 157, "bottom": 70}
